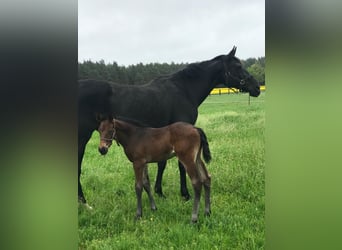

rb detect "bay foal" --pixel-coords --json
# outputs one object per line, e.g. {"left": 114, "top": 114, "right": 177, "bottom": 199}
{"left": 97, "top": 118, "right": 212, "bottom": 223}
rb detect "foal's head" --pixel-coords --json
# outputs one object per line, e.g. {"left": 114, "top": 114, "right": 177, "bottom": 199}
{"left": 97, "top": 118, "right": 115, "bottom": 155}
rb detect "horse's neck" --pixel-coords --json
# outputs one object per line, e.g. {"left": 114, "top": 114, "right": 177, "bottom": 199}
{"left": 174, "top": 60, "right": 222, "bottom": 106}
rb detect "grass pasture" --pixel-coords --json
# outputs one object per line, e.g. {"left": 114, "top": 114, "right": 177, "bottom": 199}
{"left": 78, "top": 93, "right": 265, "bottom": 249}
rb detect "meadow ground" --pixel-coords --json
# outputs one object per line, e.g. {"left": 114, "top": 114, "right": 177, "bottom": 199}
{"left": 79, "top": 92, "right": 265, "bottom": 249}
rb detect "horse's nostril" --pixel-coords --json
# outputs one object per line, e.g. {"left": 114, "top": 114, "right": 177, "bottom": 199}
{"left": 98, "top": 147, "right": 108, "bottom": 155}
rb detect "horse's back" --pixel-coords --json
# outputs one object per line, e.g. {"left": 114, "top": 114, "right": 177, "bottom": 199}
{"left": 79, "top": 79, "right": 112, "bottom": 100}
{"left": 110, "top": 81, "right": 189, "bottom": 127}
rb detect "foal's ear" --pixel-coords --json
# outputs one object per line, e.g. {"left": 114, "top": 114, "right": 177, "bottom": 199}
{"left": 95, "top": 113, "right": 112, "bottom": 122}
{"left": 95, "top": 113, "right": 103, "bottom": 122}
{"left": 227, "top": 46, "right": 237, "bottom": 58}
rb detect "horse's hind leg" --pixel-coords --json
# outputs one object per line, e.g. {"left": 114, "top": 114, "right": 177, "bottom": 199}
{"left": 143, "top": 166, "right": 157, "bottom": 211}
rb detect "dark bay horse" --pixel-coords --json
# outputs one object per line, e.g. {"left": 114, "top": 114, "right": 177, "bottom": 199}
{"left": 78, "top": 46, "right": 260, "bottom": 204}
{"left": 97, "top": 118, "right": 212, "bottom": 223}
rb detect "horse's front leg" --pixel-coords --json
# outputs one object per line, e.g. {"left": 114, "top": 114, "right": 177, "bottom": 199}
{"left": 178, "top": 161, "right": 190, "bottom": 200}
{"left": 133, "top": 161, "right": 144, "bottom": 219}
{"left": 155, "top": 160, "right": 167, "bottom": 198}
{"left": 78, "top": 131, "right": 93, "bottom": 209}
{"left": 78, "top": 139, "right": 87, "bottom": 204}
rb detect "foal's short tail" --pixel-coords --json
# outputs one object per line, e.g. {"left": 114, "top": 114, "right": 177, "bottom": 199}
{"left": 196, "top": 127, "right": 212, "bottom": 163}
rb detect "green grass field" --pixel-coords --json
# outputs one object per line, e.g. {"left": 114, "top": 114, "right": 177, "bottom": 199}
{"left": 78, "top": 93, "right": 265, "bottom": 249}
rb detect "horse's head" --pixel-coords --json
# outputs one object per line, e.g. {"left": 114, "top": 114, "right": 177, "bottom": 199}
{"left": 221, "top": 46, "right": 260, "bottom": 97}
{"left": 97, "top": 118, "right": 115, "bottom": 155}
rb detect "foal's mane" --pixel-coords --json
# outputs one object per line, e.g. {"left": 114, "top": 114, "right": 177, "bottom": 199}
{"left": 116, "top": 116, "right": 149, "bottom": 128}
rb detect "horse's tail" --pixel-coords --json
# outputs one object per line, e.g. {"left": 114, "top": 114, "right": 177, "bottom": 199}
{"left": 196, "top": 127, "right": 212, "bottom": 163}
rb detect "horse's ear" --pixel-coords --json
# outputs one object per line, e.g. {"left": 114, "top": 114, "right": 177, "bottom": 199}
{"left": 227, "top": 46, "right": 237, "bottom": 57}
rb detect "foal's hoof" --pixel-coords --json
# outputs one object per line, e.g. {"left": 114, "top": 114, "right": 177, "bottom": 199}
{"left": 78, "top": 201, "right": 93, "bottom": 211}
{"left": 84, "top": 203, "right": 94, "bottom": 210}
{"left": 191, "top": 215, "right": 198, "bottom": 223}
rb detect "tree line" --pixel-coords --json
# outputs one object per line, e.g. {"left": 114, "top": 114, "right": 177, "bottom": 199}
{"left": 78, "top": 57, "right": 265, "bottom": 86}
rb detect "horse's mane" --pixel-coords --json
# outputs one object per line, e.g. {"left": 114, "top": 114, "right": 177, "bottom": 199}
{"left": 171, "top": 62, "right": 204, "bottom": 80}
{"left": 171, "top": 55, "right": 224, "bottom": 80}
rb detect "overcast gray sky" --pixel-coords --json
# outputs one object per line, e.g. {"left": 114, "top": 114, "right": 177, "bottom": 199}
{"left": 78, "top": 0, "right": 264, "bottom": 66}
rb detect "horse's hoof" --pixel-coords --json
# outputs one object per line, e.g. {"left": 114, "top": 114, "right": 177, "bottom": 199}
{"left": 191, "top": 218, "right": 198, "bottom": 224}
{"left": 204, "top": 210, "right": 211, "bottom": 217}
{"left": 156, "top": 192, "right": 166, "bottom": 199}
{"left": 182, "top": 194, "right": 191, "bottom": 201}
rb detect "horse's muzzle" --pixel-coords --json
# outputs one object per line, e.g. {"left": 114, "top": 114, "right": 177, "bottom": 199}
{"left": 250, "top": 87, "right": 260, "bottom": 97}
{"left": 98, "top": 147, "right": 108, "bottom": 155}
{"left": 248, "top": 84, "right": 261, "bottom": 97}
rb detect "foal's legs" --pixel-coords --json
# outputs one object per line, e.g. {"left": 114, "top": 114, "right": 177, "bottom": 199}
{"left": 142, "top": 167, "right": 157, "bottom": 211}
{"left": 133, "top": 161, "right": 144, "bottom": 219}
{"left": 180, "top": 159, "right": 202, "bottom": 223}
{"left": 198, "top": 159, "right": 211, "bottom": 216}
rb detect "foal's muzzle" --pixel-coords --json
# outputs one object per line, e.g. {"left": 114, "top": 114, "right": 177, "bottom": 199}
{"left": 98, "top": 147, "right": 108, "bottom": 155}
